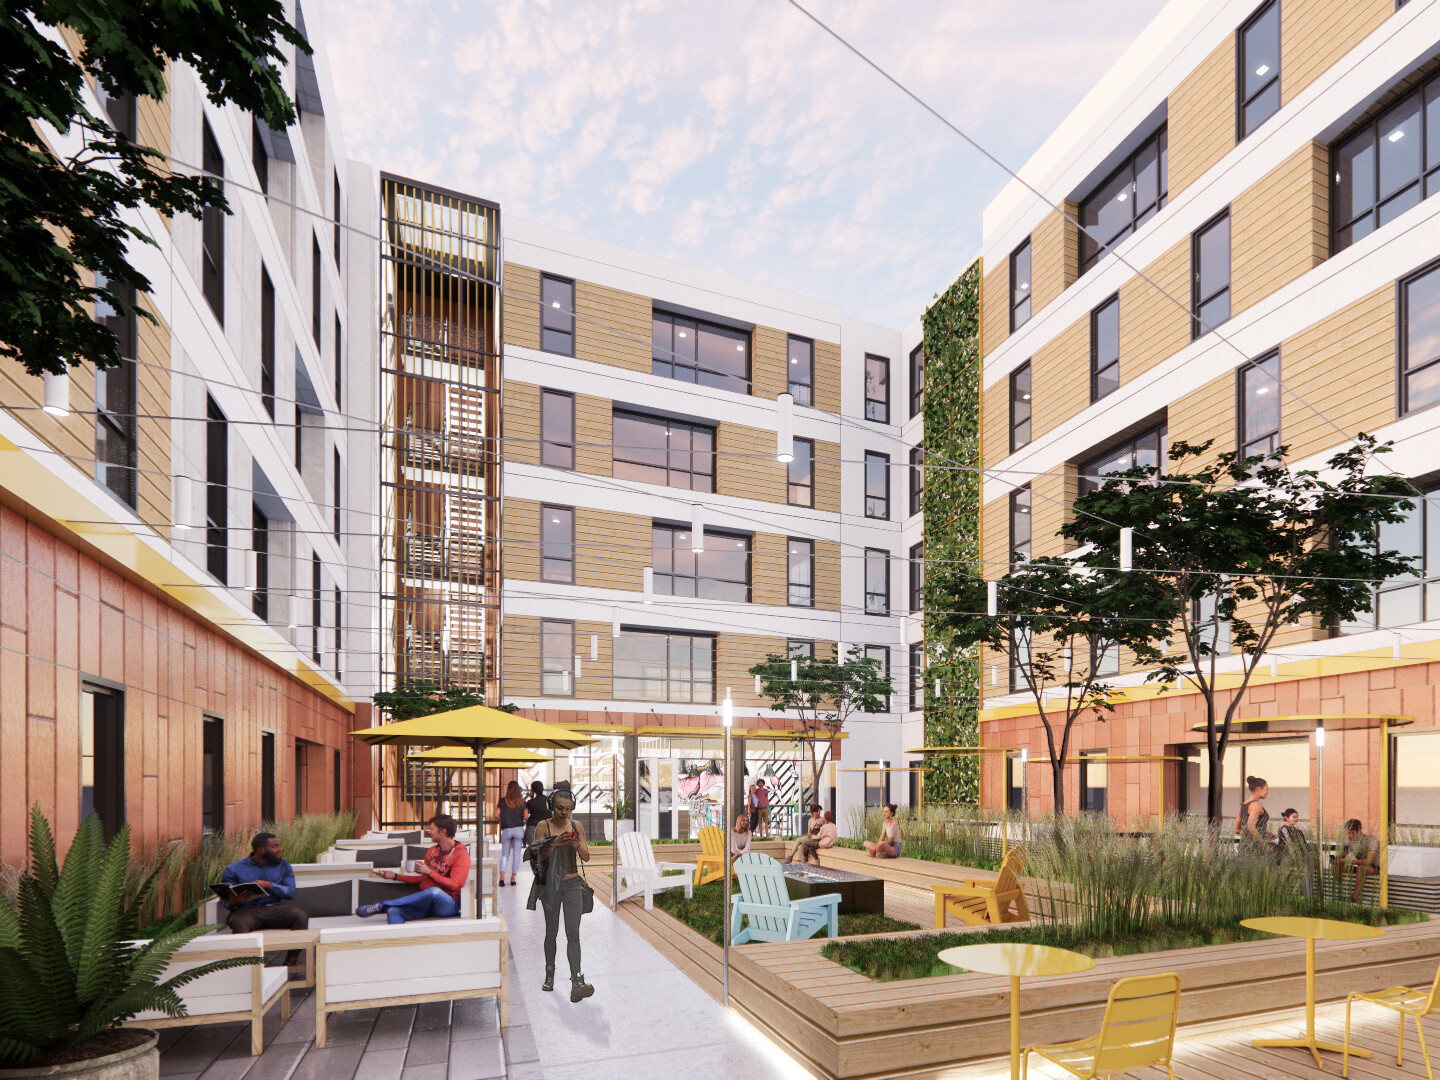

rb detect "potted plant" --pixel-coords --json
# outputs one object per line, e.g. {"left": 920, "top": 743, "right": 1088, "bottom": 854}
{"left": 602, "top": 798, "right": 637, "bottom": 840}
{"left": 0, "top": 808, "right": 256, "bottom": 1078}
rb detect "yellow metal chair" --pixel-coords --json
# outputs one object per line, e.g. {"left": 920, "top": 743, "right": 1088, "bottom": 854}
{"left": 1024, "top": 972, "right": 1181, "bottom": 1080}
{"left": 694, "top": 825, "right": 725, "bottom": 886}
{"left": 1342, "top": 961, "right": 1440, "bottom": 1079}
{"left": 932, "top": 845, "right": 1030, "bottom": 928}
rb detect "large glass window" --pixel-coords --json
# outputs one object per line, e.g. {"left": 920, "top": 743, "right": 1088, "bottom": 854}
{"left": 1394, "top": 730, "right": 1440, "bottom": 827}
{"left": 311, "top": 235, "right": 322, "bottom": 346}
{"left": 311, "top": 553, "right": 321, "bottom": 663}
{"left": 253, "top": 504, "right": 269, "bottom": 621}
{"left": 865, "top": 451, "right": 890, "bottom": 519}
{"left": 909, "top": 344, "right": 925, "bottom": 418}
{"left": 1346, "top": 484, "right": 1440, "bottom": 631}
{"left": 864, "top": 645, "right": 890, "bottom": 712}
{"left": 865, "top": 355, "right": 890, "bottom": 423}
{"left": 1079, "top": 425, "right": 1167, "bottom": 496}
{"left": 1238, "top": 0, "right": 1281, "bottom": 139}
{"left": 787, "top": 335, "right": 813, "bottom": 405}
{"left": 1091, "top": 633, "right": 1119, "bottom": 677}
{"left": 1010, "top": 239, "right": 1032, "bottom": 331}
{"left": 1239, "top": 351, "right": 1281, "bottom": 457}
{"left": 260, "top": 268, "right": 275, "bottom": 418}
{"left": 613, "top": 411, "right": 715, "bottom": 491}
{"left": 1006, "top": 752, "right": 1025, "bottom": 811}
{"left": 1333, "top": 71, "right": 1440, "bottom": 252}
{"left": 1193, "top": 590, "right": 1232, "bottom": 656}
{"left": 1402, "top": 259, "right": 1440, "bottom": 415}
{"left": 1192, "top": 210, "right": 1231, "bottom": 338}
{"left": 1080, "top": 128, "right": 1168, "bottom": 273}
{"left": 540, "top": 390, "right": 575, "bottom": 469}
{"left": 80, "top": 685, "right": 124, "bottom": 839}
{"left": 1010, "top": 361, "right": 1031, "bottom": 451}
{"left": 333, "top": 448, "right": 342, "bottom": 540}
{"left": 260, "top": 731, "right": 275, "bottom": 823}
{"left": 542, "top": 619, "right": 573, "bottom": 696}
{"left": 653, "top": 525, "right": 750, "bottom": 602}
{"left": 1080, "top": 751, "right": 1108, "bottom": 813}
{"left": 909, "top": 446, "right": 924, "bottom": 517}
{"left": 613, "top": 630, "right": 715, "bottom": 703}
{"left": 909, "top": 541, "right": 924, "bottom": 611}
{"left": 541, "top": 505, "right": 574, "bottom": 584}
{"left": 252, "top": 119, "right": 269, "bottom": 194}
{"left": 1010, "top": 624, "right": 1031, "bottom": 692}
{"left": 865, "top": 548, "right": 889, "bottom": 615}
{"left": 909, "top": 642, "right": 924, "bottom": 711}
{"left": 542, "top": 275, "right": 576, "bottom": 356}
{"left": 788, "top": 437, "right": 814, "bottom": 507}
{"left": 94, "top": 274, "right": 137, "bottom": 508}
{"left": 1010, "top": 486, "right": 1031, "bottom": 565}
{"left": 333, "top": 171, "right": 342, "bottom": 263}
{"left": 201, "top": 121, "right": 224, "bottom": 323}
{"left": 1090, "top": 295, "right": 1120, "bottom": 402}
{"left": 787, "top": 538, "right": 814, "bottom": 607}
{"left": 652, "top": 310, "right": 749, "bottom": 394}
{"left": 206, "top": 396, "right": 227, "bottom": 582}
{"left": 202, "top": 716, "right": 224, "bottom": 836}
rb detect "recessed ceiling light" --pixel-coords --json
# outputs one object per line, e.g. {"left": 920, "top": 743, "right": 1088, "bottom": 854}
{"left": 736, "top": 344, "right": 744, "bottom": 351}
{"left": 1022, "top": 393, "right": 1031, "bottom": 400}
{"left": 552, "top": 517, "right": 561, "bottom": 523}
{"left": 1020, "top": 507, "right": 1030, "bottom": 513}
{"left": 551, "top": 301, "right": 561, "bottom": 308}
{"left": 1020, "top": 283, "right": 1029, "bottom": 290}
{"left": 790, "top": 358, "right": 798, "bottom": 364}
{"left": 1255, "top": 64, "right": 1269, "bottom": 77}
{"left": 1116, "top": 192, "right": 1128, "bottom": 202}
{"left": 678, "top": 331, "right": 686, "bottom": 338}
{"left": 1256, "top": 386, "right": 1269, "bottom": 395}
{"left": 1388, "top": 129, "right": 1406, "bottom": 142}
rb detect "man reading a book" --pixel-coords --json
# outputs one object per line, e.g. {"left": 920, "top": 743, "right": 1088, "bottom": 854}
{"left": 357, "top": 814, "right": 471, "bottom": 923}
{"left": 220, "top": 833, "right": 308, "bottom": 963}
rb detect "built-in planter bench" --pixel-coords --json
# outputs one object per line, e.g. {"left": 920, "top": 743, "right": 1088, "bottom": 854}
{"left": 817, "top": 846, "right": 1052, "bottom": 925}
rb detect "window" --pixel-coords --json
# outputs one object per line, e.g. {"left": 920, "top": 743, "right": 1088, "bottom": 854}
{"left": 333, "top": 449, "right": 342, "bottom": 541}
{"left": 1080, "top": 425, "right": 1167, "bottom": 496}
{"left": 541, "top": 620, "right": 573, "bottom": 696}
{"left": 1238, "top": 1, "right": 1281, "bottom": 139}
{"left": 613, "top": 629, "right": 715, "bottom": 703}
{"left": 200, "top": 121, "right": 225, "bottom": 322}
{"left": 261, "top": 731, "right": 276, "bottom": 823}
{"left": 1080, "top": 751, "right": 1108, "bottom": 813}
{"left": 788, "top": 437, "right": 814, "bottom": 507}
{"left": 252, "top": 120, "right": 268, "bottom": 195}
{"left": 653, "top": 525, "right": 750, "bottom": 601}
{"left": 80, "top": 685, "right": 124, "bottom": 839}
{"left": 863, "top": 760, "right": 887, "bottom": 807}
{"left": 864, "top": 645, "right": 890, "bottom": 712}
{"left": 865, "top": 548, "right": 889, "bottom": 615}
{"left": 909, "top": 541, "right": 924, "bottom": 611}
{"left": 294, "top": 402, "right": 303, "bottom": 467}
{"left": 1010, "top": 361, "right": 1032, "bottom": 451}
{"left": 909, "top": 446, "right": 924, "bottom": 517}
{"left": 1006, "top": 752, "right": 1025, "bottom": 811}
{"left": 651, "top": 309, "right": 749, "bottom": 394}
{"left": 334, "top": 315, "right": 343, "bottom": 407}
{"left": 333, "top": 748, "right": 341, "bottom": 811}
{"left": 787, "top": 335, "right": 813, "bottom": 405}
{"left": 295, "top": 742, "right": 305, "bottom": 816}
{"left": 1091, "top": 633, "right": 1119, "bottom": 677}
{"left": 1010, "top": 239, "right": 1032, "bottom": 331}
{"left": 1345, "top": 485, "right": 1440, "bottom": 631}
{"left": 311, "top": 553, "right": 322, "bottom": 663}
{"left": 94, "top": 274, "right": 137, "bottom": 508}
{"left": 253, "top": 504, "right": 269, "bottom": 620}
{"left": 98, "top": 83, "right": 136, "bottom": 142}
{"left": 1193, "top": 589, "right": 1232, "bottom": 656}
{"left": 865, "top": 452, "right": 890, "bottom": 519}
{"left": 1080, "top": 128, "right": 1168, "bottom": 273}
{"left": 787, "top": 538, "right": 814, "bottom": 607}
{"left": 1192, "top": 210, "right": 1231, "bottom": 338}
{"left": 540, "top": 390, "right": 575, "bottom": 469}
{"left": 1009, "top": 487, "right": 1031, "bottom": 565}
{"left": 333, "top": 171, "right": 342, "bottom": 263}
{"left": 1090, "top": 295, "right": 1120, "bottom": 401}
{"left": 541, "top": 275, "right": 576, "bottom": 356}
{"left": 202, "top": 716, "right": 224, "bottom": 835}
{"left": 1402, "top": 260, "right": 1440, "bottom": 415}
{"left": 865, "top": 355, "right": 890, "bottom": 423}
{"left": 311, "top": 235, "right": 322, "bottom": 346}
{"left": 787, "top": 639, "right": 815, "bottom": 660}
{"left": 1010, "top": 624, "right": 1031, "bottom": 692}
{"left": 206, "top": 396, "right": 227, "bottom": 582}
{"left": 260, "top": 269, "right": 275, "bottom": 418}
{"left": 334, "top": 587, "right": 342, "bottom": 680}
{"left": 909, "top": 344, "right": 925, "bottom": 418}
{"left": 1333, "top": 70, "right": 1440, "bottom": 252}
{"left": 613, "top": 411, "right": 715, "bottom": 492}
{"left": 541, "top": 505, "right": 575, "bottom": 584}
{"left": 909, "top": 641, "right": 924, "bottom": 711}
{"left": 1238, "top": 351, "right": 1281, "bottom": 457}
{"left": 1394, "top": 730, "right": 1440, "bottom": 827}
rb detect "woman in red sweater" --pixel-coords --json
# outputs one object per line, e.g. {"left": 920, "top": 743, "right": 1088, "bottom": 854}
{"left": 358, "top": 814, "right": 471, "bottom": 923}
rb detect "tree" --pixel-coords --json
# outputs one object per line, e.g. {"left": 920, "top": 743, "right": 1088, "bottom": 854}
{"left": 372, "top": 681, "right": 518, "bottom": 721}
{"left": 2, "top": 1, "right": 308, "bottom": 377}
{"left": 937, "top": 558, "right": 1164, "bottom": 814}
{"left": 749, "top": 645, "right": 892, "bottom": 808}
{"left": 1064, "top": 435, "right": 1417, "bottom": 821}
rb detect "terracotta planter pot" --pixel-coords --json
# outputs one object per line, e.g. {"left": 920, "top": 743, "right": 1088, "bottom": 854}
{"left": 0, "top": 1031, "right": 158, "bottom": 1080}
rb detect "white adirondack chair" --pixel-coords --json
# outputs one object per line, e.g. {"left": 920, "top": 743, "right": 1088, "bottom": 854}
{"left": 731, "top": 852, "right": 839, "bottom": 943}
{"left": 614, "top": 831, "right": 694, "bottom": 909}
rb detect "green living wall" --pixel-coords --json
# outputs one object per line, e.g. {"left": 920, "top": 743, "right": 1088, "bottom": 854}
{"left": 920, "top": 261, "right": 982, "bottom": 804}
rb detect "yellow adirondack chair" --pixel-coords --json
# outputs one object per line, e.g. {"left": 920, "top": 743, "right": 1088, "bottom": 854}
{"left": 1343, "top": 960, "right": 1440, "bottom": 1079}
{"left": 1024, "top": 972, "right": 1182, "bottom": 1080}
{"left": 695, "top": 825, "right": 725, "bottom": 886}
{"left": 931, "top": 844, "right": 1030, "bottom": 928}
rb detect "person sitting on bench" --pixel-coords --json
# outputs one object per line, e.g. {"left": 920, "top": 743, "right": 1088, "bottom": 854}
{"left": 357, "top": 814, "right": 470, "bottom": 923}
{"left": 863, "top": 803, "right": 903, "bottom": 859}
{"left": 1334, "top": 818, "right": 1378, "bottom": 903}
{"left": 222, "top": 832, "right": 308, "bottom": 966}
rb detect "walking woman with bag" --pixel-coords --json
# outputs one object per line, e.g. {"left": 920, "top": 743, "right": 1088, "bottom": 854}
{"left": 530, "top": 788, "right": 595, "bottom": 1001}
{"left": 497, "top": 780, "right": 527, "bottom": 888}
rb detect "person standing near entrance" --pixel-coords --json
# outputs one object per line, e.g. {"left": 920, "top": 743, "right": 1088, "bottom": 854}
{"left": 222, "top": 833, "right": 308, "bottom": 968}
{"left": 754, "top": 779, "right": 771, "bottom": 837}
{"left": 524, "top": 780, "right": 551, "bottom": 848}
{"left": 497, "top": 781, "right": 526, "bottom": 888}
{"left": 532, "top": 788, "right": 594, "bottom": 1002}
{"left": 746, "top": 783, "right": 759, "bottom": 833}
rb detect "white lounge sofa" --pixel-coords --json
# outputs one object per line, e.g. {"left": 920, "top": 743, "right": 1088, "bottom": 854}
{"left": 125, "top": 933, "right": 288, "bottom": 1055}
{"left": 314, "top": 915, "right": 508, "bottom": 1046}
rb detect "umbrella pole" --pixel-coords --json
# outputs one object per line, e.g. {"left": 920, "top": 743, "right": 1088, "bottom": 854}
{"left": 476, "top": 740, "right": 487, "bottom": 917}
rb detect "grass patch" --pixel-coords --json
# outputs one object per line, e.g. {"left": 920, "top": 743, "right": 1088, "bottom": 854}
{"left": 653, "top": 879, "right": 920, "bottom": 945}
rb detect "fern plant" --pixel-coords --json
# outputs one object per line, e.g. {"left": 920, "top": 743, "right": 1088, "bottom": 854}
{"left": 0, "top": 807, "right": 257, "bottom": 1066}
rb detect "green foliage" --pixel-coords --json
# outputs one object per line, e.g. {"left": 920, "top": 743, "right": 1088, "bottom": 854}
{"left": 2, "top": 1, "right": 309, "bottom": 378}
{"left": 373, "top": 680, "right": 492, "bottom": 720}
{"left": 920, "top": 262, "right": 983, "bottom": 803}
{"left": 652, "top": 878, "right": 919, "bottom": 945}
{"left": 844, "top": 805, "right": 1003, "bottom": 871}
{"left": 0, "top": 808, "right": 257, "bottom": 1066}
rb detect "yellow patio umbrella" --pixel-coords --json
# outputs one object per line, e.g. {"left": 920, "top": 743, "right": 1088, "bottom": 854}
{"left": 408, "top": 746, "right": 553, "bottom": 767}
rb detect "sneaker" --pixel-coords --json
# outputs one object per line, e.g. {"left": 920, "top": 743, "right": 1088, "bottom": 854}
{"left": 355, "top": 903, "right": 384, "bottom": 918}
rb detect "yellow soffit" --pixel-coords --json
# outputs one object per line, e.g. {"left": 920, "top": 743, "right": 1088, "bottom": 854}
{"left": 0, "top": 433, "right": 355, "bottom": 711}
{"left": 978, "top": 638, "right": 1440, "bottom": 724}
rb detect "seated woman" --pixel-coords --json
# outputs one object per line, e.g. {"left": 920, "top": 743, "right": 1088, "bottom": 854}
{"left": 357, "top": 813, "right": 470, "bottom": 923}
{"left": 731, "top": 812, "right": 752, "bottom": 862}
{"left": 784, "top": 805, "right": 825, "bottom": 864}
{"left": 863, "top": 803, "right": 902, "bottom": 859}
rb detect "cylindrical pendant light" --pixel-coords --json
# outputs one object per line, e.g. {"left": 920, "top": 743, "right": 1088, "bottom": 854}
{"left": 287, "top": 594, "right": 302, "bottom": 628}
{"left": 243, "top": 550, "right": 258, "bottom": 590}
{"left": 1119, "top": 527, "right": 1133, "bottom": 572}
{"left": 43, "top": 371, "right": 70, "bottom": 417}
{"left": 753, "top": 673, "right": 762, "bottom": 695}
{"left": 173, "top": 476, "right": 193, "bottom": 530}
{"left": 612, "top": 606, "right": 621, "bottom": 637}
{"left": 987, "top": 580, "right": 998, "bottom": 617}
{"left": 691, "top": 504, "right": 705, "bottom": 552}
{"left": 574, "top": 654, "right": 582, "bottom": 680}
{"left": 776, "top": 393, "right": 794, "bottom": 463}
{"left": 590, "top": 634, "right": 599, "bottom": 662}
{"left": 790, "top": 659, "right": 798, "bottom": 682}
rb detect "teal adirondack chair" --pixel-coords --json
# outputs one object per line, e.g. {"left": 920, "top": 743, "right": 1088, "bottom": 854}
{"left": 731, "top": 853, "right": 840, "bottom": 944}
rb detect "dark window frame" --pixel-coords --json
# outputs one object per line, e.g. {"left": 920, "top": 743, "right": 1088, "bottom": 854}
{"left": 1090, "top": 294, "right": 1121, "bottom": 402}
{"left": 1191, "top": 208, "right": 1232, "bottom": 339}
{"left": 252, "top": 119, "right": 269, "bottom": 195}
{"left": 1010, "top": 361, "right": 1032, "bottom": 452}
{"left": 94, "top": 274, "right": 138, "bottom": 508}
{"left": 333, "top": 448, "right": 342, "bottom": 541}
{"left": 334, "top": 314, "right": 343, "bottom": 407}
{"left": 80, "top": 683, "right": 125, "bottom": 840}
{"left": 909, "top": 445, "right": 924, "bottom": 517}
{"left": 1010, "top": 238, "right": 1033, "bottom": 331}
{"left": 864, "top": 451, "right": 891, "bottom": 520}
{"left": 200, "top": 121, "right": 225, "bottom": 323}
{"left": 787, "top": 334, "right": 814, "bottom": 406}
{"left": 541, "top": 504, "right": 576, "bottom": 584}
{"left": 652, "top": 524, "right": 751, "bottom": 602}
{"left": 334, "top": 586, "right": 342, "bottom": 680}
{"left": 612, "top": 410, "right": 716, "bottom": 492}
{"left": 252, "top": 503, "right": 269, "bottom": 621}
{"left": 612, "top": 628, "right": 717, "bottom": 704}
{"left": 202, "top": 715, "right": 224, "bottom": 836}
{"left": 541, "top": 619, "right": 574, "bottom": 697}
{"left": 311, "top": 553, "right": 321, "bottom": 664}
{"left": 909, "top": 541, "right": 924, "bottom": 612}
{"left": 540, "top": 389, "right": 576, "bottom": 470}
{"left": 1079, "top": 424, "right": 1169, "bottom": 497}
{"left": 260, "top": 269, "right": 275, "bottom": 418}
{"left": 1080, "top": 750, "right": 1109, "bottom": 813}
{"left": 864, "top": 354, "right": 890, "bottom": 423}
{"left": 788, "top": 437, "right": 815, "bottom": 507}
{"left": 1238, "top": 350, "right": 1282, "bottom": 457}
{"left": 206, "top": 396, "right": 227, "bottom": 582}
{"left": 332, "top": 748, "right": 341, "bottom": 811}
{"left": 541, "top": 274, "right": 576, "bottom": 356}
{"left": 1009, "top": 486, "right": 1032, "bottom": 566}
{"left": 1010, "top": 623, "right": 1032, "bottom": 693}
{"left": 1237, "top": 0, "right": 1282, "bottom": 141}
{"left": 1401, "top": 258, "right": 1440, "bottom": 416}
{"left": 863, "top": 645, "right": 890, "bottom": 712}
{"left": 651, "top": 308, "right": 750, "bottom": 395}
{"left": 260, "top": 730, "right": 276, "bottom": 823}
{"left": 1079, "top": 127, "right": 1169, "bottom": 274}
{"left": 332, "top": 171, "right": 342, "bottom": 264}
{"left": 311, "top": 234, "right": 322, "bottom": 346}
{"left": 787, "top": 537, "right": 815, "bottom": 607}
{"left": 909, "top": 344, "right": 925, "bottom": 418}
{"left": 909, "top": 641, "right": 924, "bottom": 711}
{"left": 864, "top": 547, "right": 890, "bottom": 616}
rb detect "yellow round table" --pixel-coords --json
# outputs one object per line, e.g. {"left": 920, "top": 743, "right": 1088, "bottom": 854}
{"left": 1241, "top": 916, "right": 1386, "bottom": 1068}
{"left": 938, "top": 942, "right": 1096, "bottom": 1080}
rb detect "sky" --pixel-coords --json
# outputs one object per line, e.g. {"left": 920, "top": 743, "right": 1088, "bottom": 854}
{"left": 314, "top": 0, "right": 1168, "bottom": 331}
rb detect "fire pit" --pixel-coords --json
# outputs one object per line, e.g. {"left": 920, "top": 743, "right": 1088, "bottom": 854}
{"left": 782, "top": 862, "right": 884, "bottom": 914}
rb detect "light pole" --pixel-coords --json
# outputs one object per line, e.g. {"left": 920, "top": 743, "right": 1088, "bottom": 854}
{"left": 722, "top": 688, "right": 733, "bottom": 1007}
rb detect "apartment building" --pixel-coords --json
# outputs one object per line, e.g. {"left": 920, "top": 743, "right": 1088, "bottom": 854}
{"left": 0, "top": 2, "right": 381, "bottom": 862}
{"left": 496, "top": 220, "right": 919, "bottom": 835}
{"left": 971, "top": 0, "right": 1440, "bottom": 830}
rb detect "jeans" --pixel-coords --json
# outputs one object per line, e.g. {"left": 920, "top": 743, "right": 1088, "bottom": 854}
{"left": 500, "top": 827, "right": 525, "bottom": 878}
{"left": 379, "top": 887, "right": 460, "bottom": 925}
{"left": 542, "top": 877, "right": 585, "bottom": 976}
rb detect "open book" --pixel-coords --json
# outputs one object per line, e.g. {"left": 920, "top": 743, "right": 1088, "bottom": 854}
{"left": 209, "top": 881, "right": 269, "bottom": 905}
